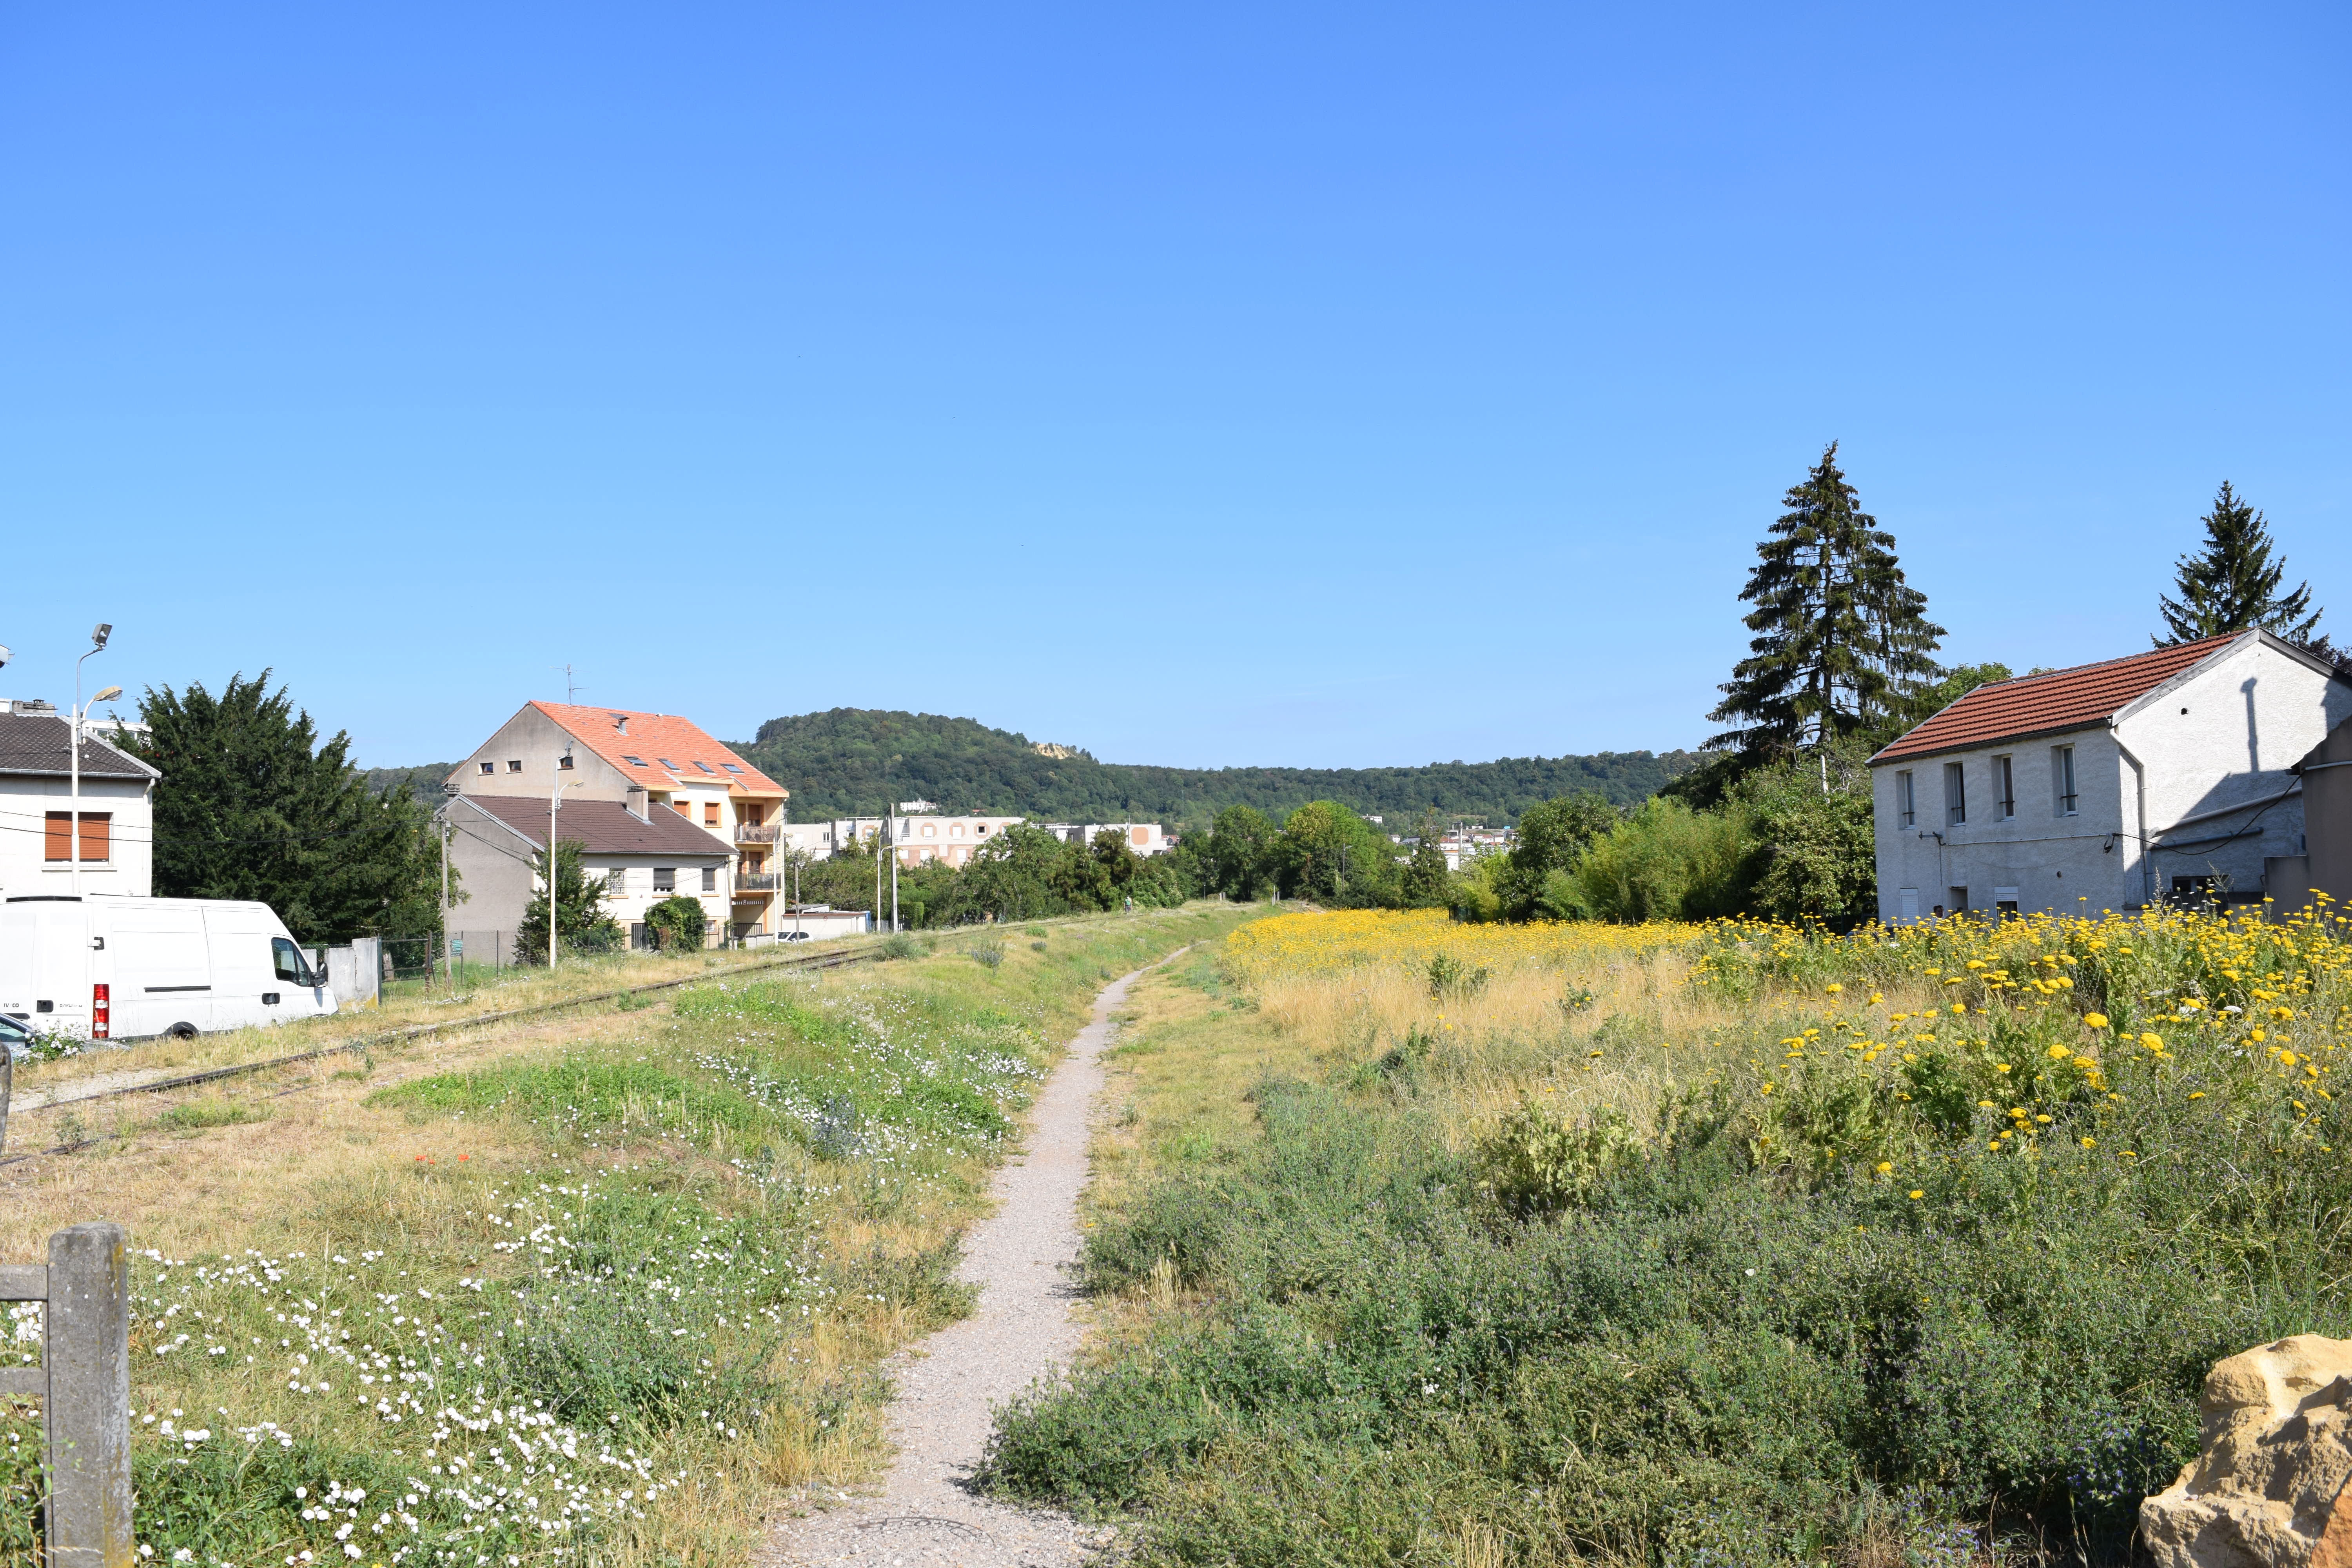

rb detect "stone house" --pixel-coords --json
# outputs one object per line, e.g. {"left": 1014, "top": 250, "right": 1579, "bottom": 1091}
{"left": 1868, "top": 631, "right": 2352, "bottom": 921}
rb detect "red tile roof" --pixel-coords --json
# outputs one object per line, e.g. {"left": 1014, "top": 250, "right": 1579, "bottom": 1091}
{"left": 528, "top": 702, "right": 786, "bottom": 797}
{"left": 1872, "top": 633, "right": 2245, "bottom": 764}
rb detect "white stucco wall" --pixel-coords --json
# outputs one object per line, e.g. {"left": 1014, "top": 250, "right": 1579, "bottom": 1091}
{"left": 1872, "top": 638, "right": 2352, "bottom": 922}
{"left": 0, "top": 774, "right": 154, "bottom": 899}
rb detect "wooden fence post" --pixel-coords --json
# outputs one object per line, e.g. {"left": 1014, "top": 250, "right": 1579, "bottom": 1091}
{"left": 45, "top": 1221, "right": 132, "bottom": 1568}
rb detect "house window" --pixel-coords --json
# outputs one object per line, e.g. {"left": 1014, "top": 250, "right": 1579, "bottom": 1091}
{"left": 558, "top": 753, "right": 573, "bottom": 770}
{"left": 922, "top": 823, "right": 935, "bottom": 838}
{"left": 1948, "top": 885, "right": 1970, "bottom": 913}
{"left": 653, "top": 867, "right": 676, "bottom": 892}
{"left": 702, "top": 866, "right": 717, "bottom": 892}
{"left": 951, "top": 823, "right": 965, "bottom": 838}
{"left": 479, "top": 760, "right": 494, "bottom": 775}
{"left": 721, "top": 763, "right": 744, "bottom": 774}
{"left": 1944, "top": 762, "right": 1967, "bottom": 826}
{"left": 607, "top": 867, "right": 627, "bottom": 896}
{"left": 1895, "top": 771, "right": 1916, "bottom": 829}
{"left": 657, "top": 758, "right": 680, "bottom": 771}
{"left": 673, "top": 800, "right": 691, "bottom": 817}
{"left": 704, "top": 802, "right": 720, "bottom": 827}
{"left": 1994, "top": 885, "right": 2020, "bottom": 915}
{"left": 694, "top": 761, "right": 715, "bottom": 774}
{"left": 2053, "top": 746, "right": 2078, "bottom": 817}
{"left": 623, "top": 755, "right": 648, "bottom": 767}
{"left": 506, "top": 760, "right": 523, "bottom": 773}
{"left": 1993, "top": 755, "right": 2016, "bottom": 819}
{"left": 44, "top": 812, "right": 111, "bottom": 862}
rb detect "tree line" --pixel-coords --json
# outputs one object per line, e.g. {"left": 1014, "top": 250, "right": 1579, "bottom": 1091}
{"left": 1178, "top": 450, "right": 2336, "bottom": 928}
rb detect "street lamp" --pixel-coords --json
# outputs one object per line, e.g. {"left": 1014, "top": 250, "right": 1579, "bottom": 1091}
{"left": 550, "top": 743, "right": 574, "bottom": 970}
{"left": 71, "top": 624, "right": 115, "bottom": 898}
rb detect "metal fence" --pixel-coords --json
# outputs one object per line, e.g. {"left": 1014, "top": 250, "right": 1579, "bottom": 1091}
{"left": 3, "top": 1223, "right": 132, "bottom": 1566}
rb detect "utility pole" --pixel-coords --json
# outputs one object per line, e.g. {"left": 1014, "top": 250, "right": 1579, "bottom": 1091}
{"left": 550, "top": 743, "right": 572, "bottom": 970}
{"left": 71, "top": 625, "right": 114, "bottom": 899}
{"left": 439, "top": 784, "right": 455, "bottom": 987}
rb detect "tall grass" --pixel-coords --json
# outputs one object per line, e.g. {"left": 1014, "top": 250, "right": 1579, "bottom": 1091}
{"left": 2, "top": 904, "right": 1255, "bottom": 1566}
{"left": 980, "top": 902, "right": 2352, "bottom": 1565}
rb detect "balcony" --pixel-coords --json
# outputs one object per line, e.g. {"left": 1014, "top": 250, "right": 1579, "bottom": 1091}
{"left": 734, "top": 872, "right": 780, "bottom": 891}
{"left": 735, "top": 823, "right": 780, "bottom": 844}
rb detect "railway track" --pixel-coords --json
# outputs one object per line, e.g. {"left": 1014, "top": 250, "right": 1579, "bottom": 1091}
{"left": 0, "top": 938, "right": 894, "bottom": 1151}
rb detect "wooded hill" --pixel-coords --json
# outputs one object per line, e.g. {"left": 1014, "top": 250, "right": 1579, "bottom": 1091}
{"left": 735, "top": 709, "right": 1701, "bottom": 830}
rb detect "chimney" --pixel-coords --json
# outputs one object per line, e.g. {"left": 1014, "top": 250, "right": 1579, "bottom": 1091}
{"left": 626, "top": 786, "right": 649, "bottom": 820}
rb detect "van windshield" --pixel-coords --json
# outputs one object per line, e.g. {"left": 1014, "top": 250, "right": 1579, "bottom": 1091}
{"left": 271, "top": 938, "right": 318, "bottom": 987}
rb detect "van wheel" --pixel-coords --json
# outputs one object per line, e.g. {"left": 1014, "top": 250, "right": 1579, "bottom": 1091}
{"left": 165, "top": 1022, "right": 198, "bottom": 1042}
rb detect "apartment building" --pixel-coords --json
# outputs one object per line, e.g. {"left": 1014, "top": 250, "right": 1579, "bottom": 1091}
{"left": 443, "top": 702, "right": 792, "bottom": 945}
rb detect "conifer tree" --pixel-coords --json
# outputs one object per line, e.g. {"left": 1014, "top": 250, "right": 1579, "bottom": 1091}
{"left": 2155, "top": 481, "right": 2324, "bottom": 648}
{"left": 1707, "top": 444, "right": 1944, "bottom": 758}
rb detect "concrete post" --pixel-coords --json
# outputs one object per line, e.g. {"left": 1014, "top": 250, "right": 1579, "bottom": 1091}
{"left": 45, "top": 1221, "right": 132, "bottom": 1568}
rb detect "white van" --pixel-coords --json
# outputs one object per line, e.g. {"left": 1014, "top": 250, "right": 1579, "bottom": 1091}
{"left": 0, "top": 894, "right": 336, "bottom": 1045}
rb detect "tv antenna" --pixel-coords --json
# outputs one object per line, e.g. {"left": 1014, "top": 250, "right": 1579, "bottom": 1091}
{"left": 552, "top": 663, "right": 584, "bottom": 704}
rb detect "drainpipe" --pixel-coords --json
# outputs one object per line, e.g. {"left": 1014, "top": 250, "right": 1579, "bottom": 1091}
{"left": 2114, "top": 734, "right": 2153, "bottom": 907}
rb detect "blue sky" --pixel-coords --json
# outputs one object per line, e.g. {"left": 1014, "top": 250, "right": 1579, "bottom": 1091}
{"left": 2, "top": 4, "right": 2345, "bottom": 770}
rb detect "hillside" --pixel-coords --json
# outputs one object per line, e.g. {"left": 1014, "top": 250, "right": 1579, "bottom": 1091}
{"left": 362, "top": 763, "right": 457, "bottom": 799}
{"left": 735, "top": 709, "right": 1701, "bottom": 830}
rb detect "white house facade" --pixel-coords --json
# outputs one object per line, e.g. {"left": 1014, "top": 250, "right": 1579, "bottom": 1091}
{"left": 0, "top": 706, "right": 158, "bottom": 900}
{"left": 1869, "top": 632, "right": 2352, "bottom": 921}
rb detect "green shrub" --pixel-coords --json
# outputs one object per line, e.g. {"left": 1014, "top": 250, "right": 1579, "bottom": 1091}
{"left": 644, "top": 893, "right": 708, "bottom": 951}
{"left": 971, "top": 936, "right": 1006, "bottom": 969}
{"left": 1475, "top": 1099, "right": 1641, "bottom": 1216}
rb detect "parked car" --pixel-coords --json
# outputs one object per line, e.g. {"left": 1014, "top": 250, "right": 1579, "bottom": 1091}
{"left": 0, "top": 893, "right": 336, "bottom": 1043}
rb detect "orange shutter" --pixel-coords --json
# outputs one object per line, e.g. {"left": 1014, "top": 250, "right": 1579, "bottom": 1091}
{"left": 44, "top": 813, "right": 71, "bottom": 861}
{"left": 673, "top": 800, "right": 690, "bottom": 817}
{"left": 79, "top": 813, "right": 111, "bottom": 862}
{"left": 704, "top": 802, "right": 719, "bottom": 826}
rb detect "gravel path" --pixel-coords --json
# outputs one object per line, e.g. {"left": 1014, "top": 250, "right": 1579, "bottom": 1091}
{"left": 758, "top": 960, "right": 1169, "bottom": 1568}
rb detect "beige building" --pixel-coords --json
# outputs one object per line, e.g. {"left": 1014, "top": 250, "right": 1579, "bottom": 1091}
{"left": 442, "top": 702, "right": 793, "bottom": 945}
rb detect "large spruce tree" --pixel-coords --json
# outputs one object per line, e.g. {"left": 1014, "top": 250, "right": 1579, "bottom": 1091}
{"left": 1707, "top": 443, "right": 1944, "bottom": 758}
{"left": 2155, "top": 481, "right": 2325, "bottom": 649}
{"left": 129, "top": 672, "right": 446, "bottom": 943}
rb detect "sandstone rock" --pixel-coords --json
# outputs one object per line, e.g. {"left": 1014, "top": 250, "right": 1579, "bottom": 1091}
{"left": 2141, "top": 1335, "right": 2352, "bottom": 1567}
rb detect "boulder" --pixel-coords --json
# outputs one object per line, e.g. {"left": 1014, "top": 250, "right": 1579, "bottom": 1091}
{"left": 2142, "top": 1335, "right": 2352, "bottom": 1566}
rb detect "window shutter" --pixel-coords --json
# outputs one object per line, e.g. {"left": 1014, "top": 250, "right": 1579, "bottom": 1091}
{"left": 45, "top": 812, "right": 71, "bottom": 861}
{"left": 79, "top": 813, "right": 110, "bottom": 862}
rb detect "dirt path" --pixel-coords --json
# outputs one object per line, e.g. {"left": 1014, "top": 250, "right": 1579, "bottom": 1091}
{"left": 758, "top": 962, "right": 1165, "bottom": 1568}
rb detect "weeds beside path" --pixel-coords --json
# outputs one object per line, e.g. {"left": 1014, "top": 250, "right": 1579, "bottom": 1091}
{"left": 980, "top": 905, "right": 2352, "bottom": 1567}
{"left": 2, "top": 904, "right": 1260, "bottom": 1566}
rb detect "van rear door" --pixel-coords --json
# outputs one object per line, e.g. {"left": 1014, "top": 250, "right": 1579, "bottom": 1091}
{"left": 108, "top": 902, "right": 212, "bottom": 1038}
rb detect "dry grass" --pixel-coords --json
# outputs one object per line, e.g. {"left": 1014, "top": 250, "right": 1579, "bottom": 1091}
{"left": 4, "top": 904, "right": 1259, "bottom": 1566}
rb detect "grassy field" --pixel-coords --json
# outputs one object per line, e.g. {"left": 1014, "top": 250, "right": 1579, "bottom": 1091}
{"left": 980, "top": 902, "right": 2352, "bottom": 1567}
{"left": 1, "top": 903, "right": 1261, "bottom": 1566}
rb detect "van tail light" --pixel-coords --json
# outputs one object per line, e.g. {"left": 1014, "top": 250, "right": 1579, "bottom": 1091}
{"left": 91, "top": 982, "right": 110, "bottom": 1039}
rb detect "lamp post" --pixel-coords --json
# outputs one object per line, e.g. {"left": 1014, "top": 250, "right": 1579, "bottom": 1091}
{"left": 550, "top": 743, "right": 573, "bottom": 970}
{"left": 70, "top": 624, "right": 115, "bottom": 898}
